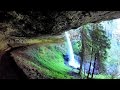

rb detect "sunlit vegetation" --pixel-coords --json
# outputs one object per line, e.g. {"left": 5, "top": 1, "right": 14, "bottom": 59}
{"left": 78, "top": 19, "right": 120, "bottom": 79}
{"left": 12, "top": 44, "right": 77, "bottom": 79}
{"left": 93, "top": 74, "right": 112, "bottom": 79}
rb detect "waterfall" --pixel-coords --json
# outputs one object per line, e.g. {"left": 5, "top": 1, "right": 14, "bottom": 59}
{"left": 65, "top": 31, "right": 80, "bottom": 68}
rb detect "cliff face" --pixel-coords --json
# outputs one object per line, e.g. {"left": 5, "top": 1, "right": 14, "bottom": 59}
{"left": 1, "top": 11, "right": 120, "bottom": 37}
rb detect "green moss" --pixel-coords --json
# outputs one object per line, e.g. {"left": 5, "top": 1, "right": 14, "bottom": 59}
{"left": 26, "top": 44, "right": 75, "bottom": 79}
{"left": 13, "top": 53, "right": 74, "bottom": 79}
{"left": 73, "top": 42, "right": 80, "bottom": 55}
{"left": 93, "top": 74, "right": 112, "bottom": 79}
{"left": 27, "top": 61, "right": 74, "bottom": 79}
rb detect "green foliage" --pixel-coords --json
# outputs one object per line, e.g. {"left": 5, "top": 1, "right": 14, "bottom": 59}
{"left": 28, "top": 61, "right": 73, "bottom": 79}
{"left": 94, "top": 74, "right": 112, "bottom": 79}
{"left": 80, "top": 24, "right": 94, "bottom": 59}
{"left": 90, "top": 24, "right": 111, "bottom": 60}
{"left": 27, "top": 44, "right": 74, "bottom": 79}
{"left": 78, "top": 23, "right": 111, "bottom": 74}
{"left": 89, "top": 24, "right": 111, "bottom": 73}
{"left": 72, "top": 41, "right": 81, "bottom": 55}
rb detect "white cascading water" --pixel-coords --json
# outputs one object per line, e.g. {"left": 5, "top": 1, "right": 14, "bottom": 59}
{"left": 65, "top": 31, "right": 80, "bottom": 68}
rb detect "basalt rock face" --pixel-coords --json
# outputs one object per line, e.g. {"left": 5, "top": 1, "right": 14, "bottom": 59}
{"left": 1, "top": 11, "right": 120, "bottom": 37}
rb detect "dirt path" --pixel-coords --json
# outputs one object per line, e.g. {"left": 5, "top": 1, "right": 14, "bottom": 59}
{"left": 0, "top": 46, "right": 28, "bottom": 79}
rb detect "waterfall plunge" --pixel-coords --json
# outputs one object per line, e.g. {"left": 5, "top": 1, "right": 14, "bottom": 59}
{"left": 65, "top": 31, "right": 80, "bottom": 68}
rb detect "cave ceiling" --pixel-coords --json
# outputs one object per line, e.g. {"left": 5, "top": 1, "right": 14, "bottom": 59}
{"left": 0, "top": 11, "right": 120, "bottom": 37}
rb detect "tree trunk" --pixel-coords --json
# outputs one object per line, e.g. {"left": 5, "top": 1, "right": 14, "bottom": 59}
{"left": 87, "top": 60, "right": 92, "bottom": 78}
{"left": 91, "top": 53, "right": 97, "bottom": 78}
{"left": 84, "top": 63, "right": 86, "bottom": 78}
{"left": 79, "top": 50, "right": 84, "bottom": 78}
{"left": 87, "top": 47, "right": 93, "bottom": 79}
{"left": 79, "top": 29, "right": 85, "bottom": 78}
{"left": 96, "top": 52, "right": 100, "bottom": 73}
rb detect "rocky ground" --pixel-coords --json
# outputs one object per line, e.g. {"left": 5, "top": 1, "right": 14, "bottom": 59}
{"left": 0, "top": 46, "right": 28, "bottom": 79}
